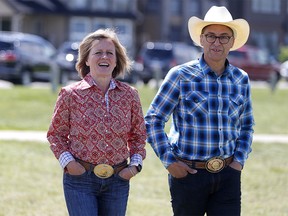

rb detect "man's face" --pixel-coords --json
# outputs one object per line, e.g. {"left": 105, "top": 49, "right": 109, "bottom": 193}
{"left": 200, "top": 24, "right": 234, "bottom": 62}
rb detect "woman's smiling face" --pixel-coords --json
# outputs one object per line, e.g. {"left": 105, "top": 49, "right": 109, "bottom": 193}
{"left": 86, "top": 38, "right": 117, "bottom": 79}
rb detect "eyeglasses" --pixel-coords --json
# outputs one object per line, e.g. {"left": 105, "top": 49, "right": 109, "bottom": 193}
{"left": 203, "top": 34, "right": 233, "bottom": 44}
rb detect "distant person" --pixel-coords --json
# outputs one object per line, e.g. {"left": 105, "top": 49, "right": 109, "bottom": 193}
{"left": 47, "top": 28, "right": 146, "bottom": 216}
{"left": 145, "top": 6, "right": 254, "bottom": 216}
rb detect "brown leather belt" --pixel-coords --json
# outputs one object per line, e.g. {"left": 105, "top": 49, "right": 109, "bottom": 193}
{"left": 177, "top": 156, "right": 234, "bottom": 173}
{"left": 76, "top": 158, "right": 128, "bottom": 178}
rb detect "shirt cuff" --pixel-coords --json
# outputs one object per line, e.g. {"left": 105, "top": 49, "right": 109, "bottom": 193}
{"left": 129, "top": 153, "right": 143, "bottom": 167}
{"left": 59, "top": 151, "right": 75, "bottom": 169}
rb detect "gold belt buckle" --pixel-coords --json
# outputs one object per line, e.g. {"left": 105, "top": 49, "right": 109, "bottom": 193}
{"left": 205, "top": 157, "right": 225, "bottom": 173}
{"left": 93, "top": 164, "right": 114, "bottom": 179}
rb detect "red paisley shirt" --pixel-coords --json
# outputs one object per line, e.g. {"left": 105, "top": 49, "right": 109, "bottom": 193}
{"left": 47, "top": 74, "right": 146, "bottom": 166}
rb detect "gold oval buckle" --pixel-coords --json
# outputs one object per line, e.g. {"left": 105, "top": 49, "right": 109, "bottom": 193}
{"left": 93, "top": 164, "right": 114, "bottom": 179}
{"left": 205, "top": 157, "right": 225, "bottom": 173}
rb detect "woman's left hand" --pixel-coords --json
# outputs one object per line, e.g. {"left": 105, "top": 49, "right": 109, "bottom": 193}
{"left": 118, "top": 166, "right": 138, "bottom": 180}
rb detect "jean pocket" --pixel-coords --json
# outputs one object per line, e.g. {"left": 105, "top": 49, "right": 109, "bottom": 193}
{"left": 115, "top": 174, "right": 130, "bottom": 182}
{"left": 227, "top": 166, "right": 242, "bottom": 174}
{"left": 171, "top": 172, "right": 190, "bottom": 180}
{"left": 65, "top": 170, "right": 87, "bottom": 178}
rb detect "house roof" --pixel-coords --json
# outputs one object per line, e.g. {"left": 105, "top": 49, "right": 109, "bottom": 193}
{"left": 6, "top": 0, "right": 67, "bottom": 14}
{"left": 5, "top": 0, "right": 137, "bottom": 18}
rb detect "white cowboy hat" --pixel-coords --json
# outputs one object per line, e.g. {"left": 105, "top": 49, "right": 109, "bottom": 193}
{"left": 188, "top": 6, "right": 250, "bottom": 51}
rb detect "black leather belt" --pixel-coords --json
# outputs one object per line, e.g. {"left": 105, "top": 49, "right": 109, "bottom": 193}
{"left": 177, "top": 156, "right": 233, "bottom": 173}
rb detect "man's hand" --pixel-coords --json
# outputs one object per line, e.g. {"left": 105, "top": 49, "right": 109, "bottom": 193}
{"left": 167, "top": 161, "right": 197, "bottom": 178}
{"left": 229, "top": 161, "right": 243, "bottom": 171}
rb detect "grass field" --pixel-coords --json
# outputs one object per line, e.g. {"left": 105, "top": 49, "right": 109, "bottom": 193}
{"left": 0, "top": 140, "right": 287, "bottom": 216}
{"left": 0, "top": 83, "right": 288, "bottom": 215}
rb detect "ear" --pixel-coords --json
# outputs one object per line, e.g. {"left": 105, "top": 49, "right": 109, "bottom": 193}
{"left": 230, "top": 37, "right": 235, "bottom": 49}
{"left": 200, "top": 35, "right": 204, "bottom": 46}
{"left": 86, "top": 61, "right": 89, "bottom": 66}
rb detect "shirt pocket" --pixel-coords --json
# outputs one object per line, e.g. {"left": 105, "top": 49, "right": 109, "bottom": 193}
{"left": 182, "top": 91, "right": 209, "bottom": 116}
{"left": 228, "top": 93, "right": 244, "bottom": 124}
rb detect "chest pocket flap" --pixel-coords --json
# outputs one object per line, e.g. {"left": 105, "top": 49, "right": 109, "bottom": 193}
{"left": 185, "top": 91, "right": 208, "bottom": 103}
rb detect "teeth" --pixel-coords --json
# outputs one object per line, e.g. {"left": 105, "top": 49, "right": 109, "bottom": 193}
{"left": 99, "top": 63, "right": 109, "bottom": 67}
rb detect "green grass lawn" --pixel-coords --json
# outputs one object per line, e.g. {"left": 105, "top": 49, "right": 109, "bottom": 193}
{"left": 0, "top": 140, "right": 287, "bottom": 216}
{"left": 0, "top": 84, "right": 288, "bottom": 134}
{"left": 0, "top": 84, "right": 288, "bottom": 215}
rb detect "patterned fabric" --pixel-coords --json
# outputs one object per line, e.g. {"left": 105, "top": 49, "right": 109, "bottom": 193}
{"left": 47, "top": 73, "right": 146, "bottom": 166}
{"left": 145, "top": 55, "right": 254, "bottom": 168}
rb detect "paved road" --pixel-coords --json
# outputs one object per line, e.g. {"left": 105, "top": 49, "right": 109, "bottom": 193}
{"left": 0, "top": 130, "right": 287, "bottom": 144}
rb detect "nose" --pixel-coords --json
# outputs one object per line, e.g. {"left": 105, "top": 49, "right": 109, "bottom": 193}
{"left": 214, "top": 37, "right": 221, "bottom": 45}
{"left": 101, "top": 53, "right": 108, "bottom": 58}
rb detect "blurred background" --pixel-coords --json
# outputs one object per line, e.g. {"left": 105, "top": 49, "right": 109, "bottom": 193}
{"left": 0, "top": 0, "right": 288, "bottom": 87}
{"left": 0, "top": 1, "right": 288, "bottom": 215}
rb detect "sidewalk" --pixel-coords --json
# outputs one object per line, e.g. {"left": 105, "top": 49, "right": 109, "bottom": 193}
{"left": 0, "top": 130, "right": 287, "bottom": 144}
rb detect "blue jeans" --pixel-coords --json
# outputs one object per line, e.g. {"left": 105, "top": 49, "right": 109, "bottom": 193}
{"left": 169, "top": 166, "right": 241, "bottom": 216}
{"left": 63, "top": 171, "right": 130, "bottom": 216}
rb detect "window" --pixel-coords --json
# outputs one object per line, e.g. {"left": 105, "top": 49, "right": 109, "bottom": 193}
{"left": 113, "top": 0, "right": 130, "bottom": 12}
{"left": 93, "top": 18, "right": 113, "bottom": 31}
{"left": 92, "top": 0, "right": 110, "bottom": 11}
{"left": 170, "top": 0, "right": 182, "bottom": 15}
{"left": 187, "top": 0, "right": 200, "bottom": 16}
{"left": 146, "top": 0, "right": 161, "bottom": 13}
{"left": 114, "top": 20, "right": 134, "bottom": 56}
{"left": 67, "top": 0, "right": 88, "bottom": 9}
{"left": 0, "top": 18, "right": 11, "bottom": 31}
{"left": 252, "top": 0, "right": 280, "bottom": 14}
{"left": 69, "top": 17, "right": 91, "bottom": 41}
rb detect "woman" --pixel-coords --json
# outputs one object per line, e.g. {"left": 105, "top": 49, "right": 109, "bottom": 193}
{"left": 47, "top": 28, "right": 146, "bottom": 216}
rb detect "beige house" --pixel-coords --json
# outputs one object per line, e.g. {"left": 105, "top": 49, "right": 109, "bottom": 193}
{"left": 0, "top": 0, "right": 139, "bottom": 57}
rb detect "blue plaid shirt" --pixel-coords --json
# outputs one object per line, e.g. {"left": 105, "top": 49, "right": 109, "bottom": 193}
{"left": 145, "top": 55, "right": 254, "bottom": 168}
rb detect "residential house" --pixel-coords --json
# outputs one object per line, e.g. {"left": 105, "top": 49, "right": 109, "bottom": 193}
{"left": 137, "top": 0, "right": 287, "bottom": 58}
{"left": 0, "top": 0, "right": 139, "bottom": 57}
{"left": 0, "top": 0, "right": 287, "bottom": 59}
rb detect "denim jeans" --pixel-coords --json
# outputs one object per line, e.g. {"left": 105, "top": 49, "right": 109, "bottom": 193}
{"left": 169, "top": 166, "right": 241, "bottom": 216}
{"left": 63, "top": 171, "right": 129, "bottom": 216}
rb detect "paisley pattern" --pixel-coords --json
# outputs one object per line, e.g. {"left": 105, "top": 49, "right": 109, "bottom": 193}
{"left": 47, "top": 74, "right": 146, "bottom": 165}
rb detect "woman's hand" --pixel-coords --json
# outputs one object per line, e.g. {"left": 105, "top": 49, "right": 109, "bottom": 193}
{"left": 118, "top": 166, "right": 138, "bottom": 180}
{"left": 66, "top": 160, "right": 86, "bottom": 175}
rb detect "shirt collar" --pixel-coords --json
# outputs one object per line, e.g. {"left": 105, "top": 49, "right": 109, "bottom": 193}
{"left": 77, "top": 73, "right": 118, "bottom": 90}
{"left": 199, "top": 54, "right": 232, "bottom": 78}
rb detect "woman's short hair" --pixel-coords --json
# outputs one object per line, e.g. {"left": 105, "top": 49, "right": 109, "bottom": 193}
{"left": 76, "top": 28, "right": 132, "bottom": 79}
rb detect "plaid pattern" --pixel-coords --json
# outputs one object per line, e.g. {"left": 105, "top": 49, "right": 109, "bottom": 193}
{"left": 145, "top": 55, "right": 254, "bottom": 168}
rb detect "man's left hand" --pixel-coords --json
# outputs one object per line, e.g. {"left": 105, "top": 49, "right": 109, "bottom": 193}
{"left": 229, "top": 161, "right": 243, "bottom": 171}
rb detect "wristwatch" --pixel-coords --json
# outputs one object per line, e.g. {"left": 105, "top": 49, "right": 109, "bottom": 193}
{"left": 136, "top": 164, "right": 142, "bottom": 173}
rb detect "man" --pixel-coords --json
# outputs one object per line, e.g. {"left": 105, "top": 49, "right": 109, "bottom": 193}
{"left": 145, "top": 6, "right": 254, "bottom": 216}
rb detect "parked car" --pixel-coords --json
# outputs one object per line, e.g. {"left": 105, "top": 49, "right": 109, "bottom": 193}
{"left": 55, "top": 41, "right": 81, "bottom": 84}
{"left": 228, "top": 45, "right": 281, "bottom": 83}
{"left": 280, "top": 60, "right": 288, "bottom": 81}
{"left": 0, "top": 31, "right": 56, "bottom": 85}
{"left": 135, "top": 41, "right": 200, "bottom": 84}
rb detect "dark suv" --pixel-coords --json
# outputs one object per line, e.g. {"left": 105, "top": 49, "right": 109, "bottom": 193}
{"left": 0, "top": 31, "right": 56, "bottom": 85}
{"left": 136, "top": 42, "right": 200, "bottom": 84}
{"left": 55, "top": 41, "right": 81, "bottom": 83}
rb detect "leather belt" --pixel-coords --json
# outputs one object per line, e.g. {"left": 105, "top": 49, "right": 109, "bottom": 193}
{"left": 177, "top": 156, "right": 233, "bottom": 173}
{"left": 76, "top": 158, "right": 128, "bottom": 178}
